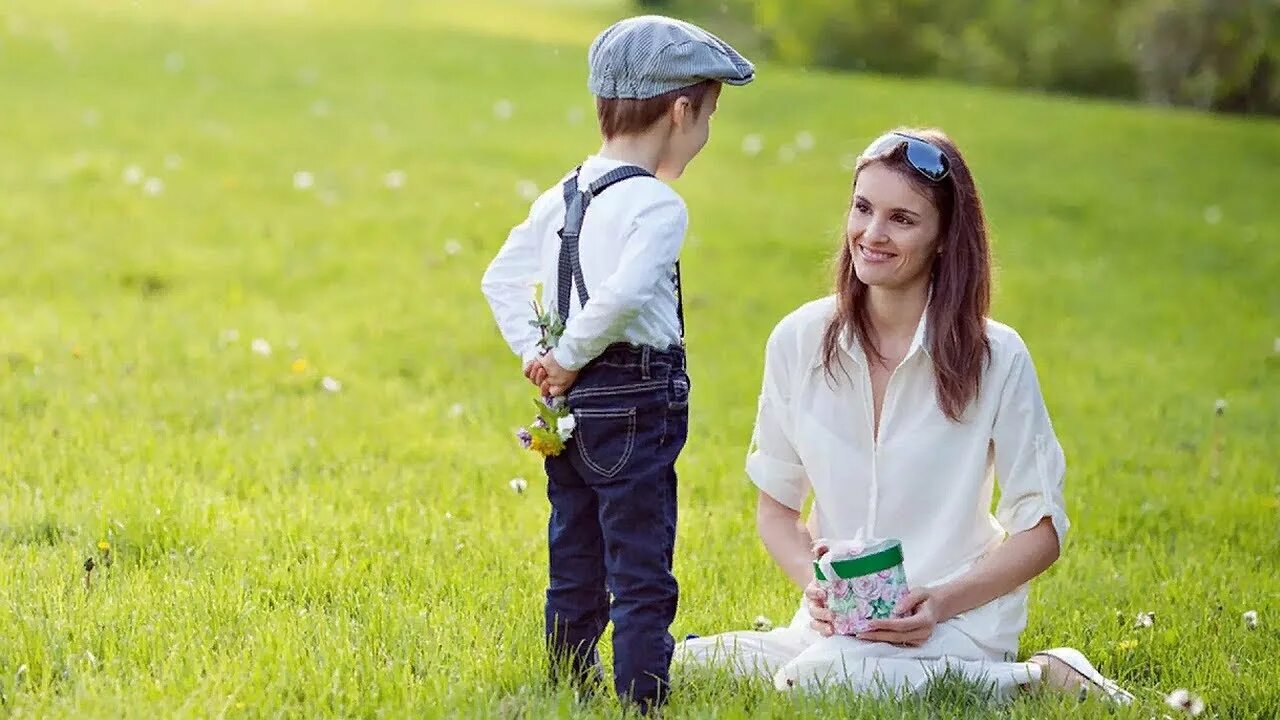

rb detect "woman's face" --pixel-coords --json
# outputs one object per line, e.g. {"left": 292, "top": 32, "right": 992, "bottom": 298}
{"left": 846, "top": 162, "right": 943, "bottom": 290}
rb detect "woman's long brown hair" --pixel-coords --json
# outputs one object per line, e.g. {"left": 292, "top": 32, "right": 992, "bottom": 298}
{"left": 820, "top": 128, "right": 992, "bottom": 422}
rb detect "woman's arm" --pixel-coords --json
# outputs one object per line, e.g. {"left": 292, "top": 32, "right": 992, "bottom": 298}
{"left": 932, "top": 516, "right": 1059, "bottom": 620}
{"left": 756, "top": 491, "right": 816, "bottom": 589}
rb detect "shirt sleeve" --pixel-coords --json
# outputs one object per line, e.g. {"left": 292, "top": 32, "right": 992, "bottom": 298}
{"left": 992, "top": 346, "right": 1070, "bottom": 550}
{"left": 481, "top": 191, "right": 554, "bottom": 367}
{"left": 745, "top": 322, "right": 811, "bottom": 511}
{"left": 552, "top": 195, "right": 687, "bottom": 371}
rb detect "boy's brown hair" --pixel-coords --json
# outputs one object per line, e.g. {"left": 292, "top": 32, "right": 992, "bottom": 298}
{"left": 596, "top": 80, "right": 719, "bottom": 139}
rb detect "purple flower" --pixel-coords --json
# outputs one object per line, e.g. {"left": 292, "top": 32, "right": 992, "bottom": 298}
{"left": 533, "top": 417, "right": 548, "bottom": 430}
{"left": 516, "top": 428, "right": 533, "bottom": 448}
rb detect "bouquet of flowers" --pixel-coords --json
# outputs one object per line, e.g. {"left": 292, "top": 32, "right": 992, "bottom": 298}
{"left": 516, "top": 284, "right": 576, "bottom": 457}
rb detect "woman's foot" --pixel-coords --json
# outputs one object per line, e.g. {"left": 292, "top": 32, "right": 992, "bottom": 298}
{"left": 1029, "top": 647, "right": 1134, "bottom": 705}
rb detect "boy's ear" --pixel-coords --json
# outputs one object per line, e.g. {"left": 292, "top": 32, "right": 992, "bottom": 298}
{"left": 670, "top": 96, "right": 694, "bottom": 129}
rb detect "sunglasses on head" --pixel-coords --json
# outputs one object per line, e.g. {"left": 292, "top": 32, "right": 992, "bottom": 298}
{"left": 860, "top": 132, "right": 951, "bottom": 182}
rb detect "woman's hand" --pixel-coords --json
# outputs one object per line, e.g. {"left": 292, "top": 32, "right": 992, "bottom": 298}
{"left": 805, "top": 541, "right": 836, "bottom": 637}
{"left": 856, "top": 588, "right": 942, "bottom": 647}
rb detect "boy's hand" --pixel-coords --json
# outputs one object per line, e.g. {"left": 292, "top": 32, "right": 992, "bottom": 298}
{"left": 538, "top": 352, "right": 579, "bottom": 397}
{"left": 524, "top": 358, "right": 549, "bottom": 388}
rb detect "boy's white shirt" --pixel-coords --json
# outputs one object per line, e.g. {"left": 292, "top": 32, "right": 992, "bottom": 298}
{"left": 481, "top": 155, "right": 688, "bottom": 371}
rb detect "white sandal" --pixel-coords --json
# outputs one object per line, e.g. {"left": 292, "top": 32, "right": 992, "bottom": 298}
{"left": 1030, "top": 647, "right": 1134, "bottom": 705}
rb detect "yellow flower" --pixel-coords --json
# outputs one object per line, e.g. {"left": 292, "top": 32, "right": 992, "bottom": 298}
{"left": 98, "top": 540, "right": 110, "bottom": 553}
{"left": 72, "top": 345, "right": 84, "bottom": 359}
{"left": 291, "top": 358, "right": 308, "bottom": 374}
{"left": 1116, "top": 639, "right": 1137, "bottom": 652}
{"left": 530, "top": 434, "right": 562, "bottom": 457}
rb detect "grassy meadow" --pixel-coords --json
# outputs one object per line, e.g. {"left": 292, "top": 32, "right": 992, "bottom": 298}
{"left": 1, "top": 0, "right": 1278, "bottom": 717}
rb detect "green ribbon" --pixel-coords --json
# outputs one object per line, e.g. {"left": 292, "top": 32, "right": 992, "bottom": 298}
{"left": 813, "top": 539, "right": 904, "bottom": 582}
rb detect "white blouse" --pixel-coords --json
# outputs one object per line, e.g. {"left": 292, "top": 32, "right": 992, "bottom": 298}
{"left": 747, "top": 296, "right": 1069, "bottom": 654}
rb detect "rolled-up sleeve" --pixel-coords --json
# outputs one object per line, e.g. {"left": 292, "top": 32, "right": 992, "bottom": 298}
{"left": 992, "top": 348, "right": 1070, "bottom": 549}
{"left": 745, "top": 325, "right": 810, "bottom": 511}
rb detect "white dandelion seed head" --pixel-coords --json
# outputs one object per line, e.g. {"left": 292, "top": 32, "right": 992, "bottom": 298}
{"left": 794, "top": 130, "right": 815, "bottom": 151}
{"left": 493, "top": 99, "right": 514, "bottom": 121}
{"left": 1166, "top": 688, "right": 1205, "bottom": 715}
{"left": 251, "top": 338, "right": 272, "bottom": 357}
{"left": 384, "top": 170, "right": 406, "bottom": 189}
{"left": 509, "top": 477, "right": 528, "bottom": 493}
{"left": 143, "top": 177, "right": 164, "bottom": 196}
{"left": 444, "top": 512, "right": 453, "bottom": 520}
{"left": 1203, "top": 206, "right": 1222, "bottom": 225}
{"left": 1244, "top": 610, "right": 1258, "bottom": 628}
{"left": 164, "top": 154, "right": 183, "bottom": 170}
{"left": 320, "top": 376, "right": 342, "bottom": 393}
{"left": 448, "top": 402, "right": 465, "bottom": 418}
{"left": 455, "top": 542, "right": 465, "bottom": 551}
{"left": 122, "top": 164, "right": 144, "bottom": 185}
{"left": 292, "top": 170, "right": 314, "bottom": 191}
{"left": 1214, "top": 398, "right": 1227, "bottom": 415}
{"left": 752, "top": 615, "right": 773, "bottom": 632}
{"left": 516, "top": 179, "right": 539, "bottom": 202}
{"left": 444, "top": 239, "right": 463, "bottom": 256}
{"left": 1135, "top": 611, "right": 1155, "bottom": 628}
{"left": 741, "top": 133, "right": 764, "bottom": 157}
{"left": 164, "top": 51, "right": 185, "bottom": 74}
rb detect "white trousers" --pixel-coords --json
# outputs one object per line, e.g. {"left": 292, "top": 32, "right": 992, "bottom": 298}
{"left": 674, "top": 602, "right": 1040, "bottom": 699}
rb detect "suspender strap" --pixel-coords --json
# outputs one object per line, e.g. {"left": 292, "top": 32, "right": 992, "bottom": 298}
{"left": 555, "top": 165, "right": 686, "bottom": 340}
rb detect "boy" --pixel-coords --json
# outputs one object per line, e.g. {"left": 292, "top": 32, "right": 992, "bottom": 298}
{"left": 481, "top": 15, "right": 754, "bottom": 712}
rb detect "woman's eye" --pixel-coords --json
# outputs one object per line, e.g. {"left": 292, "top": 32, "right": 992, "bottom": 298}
{"left": 893, "top": 213, "right": 914, "bottom": 225}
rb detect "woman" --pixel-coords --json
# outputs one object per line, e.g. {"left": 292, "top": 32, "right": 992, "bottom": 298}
{"left": 675, "top": 128, "right": 1132, "bottom": 702}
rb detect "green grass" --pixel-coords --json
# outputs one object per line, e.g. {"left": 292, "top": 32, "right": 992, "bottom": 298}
{"left": 1, "top": 0, "right": 1278, "bottom": 717}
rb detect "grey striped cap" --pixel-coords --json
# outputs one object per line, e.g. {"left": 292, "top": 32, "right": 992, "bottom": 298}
{"left": 588, "top": 15, "right": 755, "bottom": 99}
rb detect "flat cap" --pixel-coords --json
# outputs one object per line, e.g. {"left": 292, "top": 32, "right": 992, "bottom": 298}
{"left": 588, "top": 15, "right": 755, "bottom": 99}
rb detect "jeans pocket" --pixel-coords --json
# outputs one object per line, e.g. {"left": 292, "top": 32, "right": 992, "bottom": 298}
{"left": 669, "top": 373, "right": 690, "bottom": 411}
{"left": 573, "top": 407, "right": 638, "bottom": 479}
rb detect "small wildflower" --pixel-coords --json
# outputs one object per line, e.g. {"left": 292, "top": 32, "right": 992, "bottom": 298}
{"left": 509, "top": 477, "right": 528, "bottom": 494}
{"left": 444, "top": 239, "right": 463, "bottom": 256}
{"left": 1116, "top": 639, "right": 1137, "bottom": 651}
{"left": 449, "top": 403, "right": 465, "bottom": 418}
{"left": 1214, "top": 399, "right": 1227, "bottom": 416}
{"left": 291, "top": 358, "right": 308, "bottom": 374}
{"left": 384, "top": 170, "right": 406, "bottom": 189}
{"left": 251, "top": 338, "right": 272, "bottom": 356}
{"left": 516, "top": 428, "right": 533, "bottom": 449}
{"left": 320, "top": 376, "right": 342, "bottom": 393}
{"left": 143, "top": 177, "right": 164, "bottom": 196}
{"left": 122, "top": 164, "right": 144, "bottom": 185}
{"left": 1243, "top": 610, "right": 1258, "bottom": 629}
{"left": 1166, "top": 688, "right": 1205, "bottom": 716}
{"left": 752, "top": 615, "right": 773, "bottom": 632}
{"left": 1135, "top": 611, "right": 1155, "bottom": 628}
{"left": 794, "top": 130, "right": 815, "bottom": 151}
{"left": 293, "top": 171, "right": 314, "bottom": 191}
{"left": 71, "top": 345, "right": 83, "bottom": 358}
{"left": 516, "top": 179, "right": 539, "bottom": 201}
{"left": 556, "top": 414, "right": 576, "bottom": 441}
{"left": 493, "top": 99, "right": 514, "bottom": 120}
{"left": 98, "top": 540, "right": 110, "bottom": 553}
{"left": 741, "top": 134, "right": 763, "bottom": 157}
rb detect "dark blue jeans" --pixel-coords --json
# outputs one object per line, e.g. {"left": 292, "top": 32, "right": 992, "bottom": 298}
{"left": 544, "top": 343, "right": 690, "bottom": 713}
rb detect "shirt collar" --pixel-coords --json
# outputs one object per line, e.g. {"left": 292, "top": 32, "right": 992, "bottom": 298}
{"left": 825, "top": 290, "right": 934, "bottom": 369}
